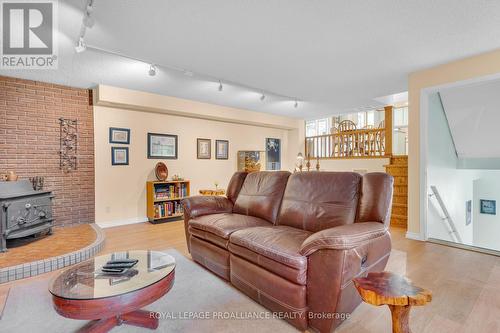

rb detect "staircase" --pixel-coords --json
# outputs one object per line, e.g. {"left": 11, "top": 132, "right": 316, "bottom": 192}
{"left": 384, "top": 155, "right": 408, "bottom": 229}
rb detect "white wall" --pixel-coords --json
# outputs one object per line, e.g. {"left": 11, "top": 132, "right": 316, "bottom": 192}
{"left": 94, "top": 105, "right": 296, "bottom": 227}
{"left": 426, "top": 92, "right": 474, "bottom": 244}
{"left": 472, "top": 174, "right": 500, "bottom": 251}
{"left": 92, "top": 86, "right": 307, "bottom": 227}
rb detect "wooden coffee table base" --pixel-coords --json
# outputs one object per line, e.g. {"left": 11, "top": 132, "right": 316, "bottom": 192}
{"left": 77, "top": 310, "right": 159, "bottom": 333}
{"left": 52, "top": 270, "right": 174, "bottom": 333}
{"left": 353, "top": 272, "right": 432, "bottom": 333}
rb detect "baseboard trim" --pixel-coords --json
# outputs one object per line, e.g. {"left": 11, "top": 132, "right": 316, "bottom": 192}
{"left": 96, "top": 217, "right": 149, "bottom": 228}
{"left": 428, "top": 238, "right": 500, "bottom": 257}
{"left": 405, "top": 231, "right": 424, "bottom": 241}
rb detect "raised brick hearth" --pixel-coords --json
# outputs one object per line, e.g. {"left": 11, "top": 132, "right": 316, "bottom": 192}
{"left": 0, "top": 76, "right": 94, "bottom": 226}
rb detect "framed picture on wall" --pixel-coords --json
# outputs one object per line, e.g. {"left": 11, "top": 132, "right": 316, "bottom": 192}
{"left": 109, "top": 127, "right": 130, "bottom": 144}
{"left": 480, "top": 199, "right": 496, "bottom": 215}
{"left": 265, "top": 138, "right": 281, "bottom": 170}
{"left": 111, "top": 147, "right": 129, "bottom": 165}
{"left": 148, "top": 133, "right": 178, "bottom": 159}
{"left": 197, "top": 138, "right": 211, "bottom": 159}
{"left": 215, "top": 140, "right": 229, "bottom": 159}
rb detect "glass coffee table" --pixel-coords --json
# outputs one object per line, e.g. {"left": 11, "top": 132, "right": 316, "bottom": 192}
{"left": 49, "top": 250, "right": 175, "bottom": 332}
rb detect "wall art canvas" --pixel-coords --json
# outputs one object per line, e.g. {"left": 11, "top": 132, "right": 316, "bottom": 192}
{"left": 480, "top": 199, "right": 496, "bottom": 215}
{"left": 237, "top": 151, "right": 266, "bottom": 173}
{"left": 266, "top": 138, "right": 281, "bottom": 170}
{"left": 197, "top": 138, "right": 211, "bottom": 159}
{"left": 111, "top": 147, "right": 129, "bottom": 165}
{"left": 109, "top": 127, "right": 130, "bottom": 144}
{"left": 215, "top": 140, "right": 229, "bottom": 160}
{"left": 148, "top": 133, "right": 178, "bottom": 159}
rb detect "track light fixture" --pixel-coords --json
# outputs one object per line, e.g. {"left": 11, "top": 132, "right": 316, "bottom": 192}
{"left": 148, "top": 64, "right": 157, "bottom": 76}
{"left": 294, "top": 100, "right": 299, "bottom": 108}
{"left": 75, "top": 37, "right": 86, "bottom": 53}
{"left": 260, "top": 93, "right": 266, "bottom": 101}
{"left": 218, "top": 80, "right": 223, "bottom": 92}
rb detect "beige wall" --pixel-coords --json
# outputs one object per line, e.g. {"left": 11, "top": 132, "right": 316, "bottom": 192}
{"left": 93, "top": 86, "right": 303, "bottom": 227}
{"left": 408, "top": 48, "right": 500, "bottom": 237}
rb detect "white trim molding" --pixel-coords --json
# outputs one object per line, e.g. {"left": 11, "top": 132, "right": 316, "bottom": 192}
{"left": 96, "top": 217, "right": 149, "bottom": 228}
{"left": 406, "top": 231, "right": 425, "bottom": 241}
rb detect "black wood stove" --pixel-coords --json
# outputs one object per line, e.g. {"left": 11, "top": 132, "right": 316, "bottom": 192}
{"left": 0, "top": 180, "right": 54, "bottom": 252}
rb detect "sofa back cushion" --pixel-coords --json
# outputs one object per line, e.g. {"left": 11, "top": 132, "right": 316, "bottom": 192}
{"left": 356, "top": 172, "right": 394, "bottom": 226}
{"left": 226, "top": 171, "right": 248, "bottom": 204}
{"left": 277, "top": 172, "right": 361, "bottom": 232}
{"left": 233, "top": 171, "right": 291, "bottom": 224}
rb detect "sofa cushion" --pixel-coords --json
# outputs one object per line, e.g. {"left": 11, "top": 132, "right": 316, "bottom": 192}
{"left": 277, "top": 171, "right": 361, "bottom": 232}
{"left": 229, "top": 226, "right": 311, "bottom": 273}
{"left": 232, "top": 171, "right": 290, "bottom": 224}
{"left": 189, "top": 213, "right": 271, "bottom": 248}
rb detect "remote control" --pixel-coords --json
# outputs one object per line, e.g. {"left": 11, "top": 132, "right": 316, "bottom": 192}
{"left": 101, "top": 267, "right": 125, "bottom": 273}
{"left": 107, "top": 259, "right": 138, "bottom": 265}
{"left": 103, "top": 262, "right": 137, "bottom": 269}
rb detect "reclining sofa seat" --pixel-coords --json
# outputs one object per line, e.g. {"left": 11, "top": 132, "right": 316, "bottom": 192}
{"left": 183, "top": 170, "right": 393, "bottom": 333}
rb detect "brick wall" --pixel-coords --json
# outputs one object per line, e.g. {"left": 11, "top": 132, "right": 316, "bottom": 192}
{"left": 0, "top": 76, "right": 94, "bottom": 226}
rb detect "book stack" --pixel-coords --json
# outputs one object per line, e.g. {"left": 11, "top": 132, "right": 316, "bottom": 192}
{"left": 154, "top": 183, "right": 188, "bottom": 200}
{"left": 154, "top": 201, "right": 184, "bottom": 219}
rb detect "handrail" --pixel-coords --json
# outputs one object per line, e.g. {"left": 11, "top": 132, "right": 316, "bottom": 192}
{"left": 429, "top": 185, "right": 463, "bottom": 243}
{"left": 305, "top": 128, "right": 386, "bottom": 159}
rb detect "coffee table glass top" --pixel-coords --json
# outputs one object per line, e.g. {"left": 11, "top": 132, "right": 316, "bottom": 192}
{"left": 49, "top": 250, "right": 175, "bottom": 300}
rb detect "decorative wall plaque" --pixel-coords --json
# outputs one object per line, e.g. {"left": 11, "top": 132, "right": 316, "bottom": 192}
{"left": 59, "top": 118, "right": 78, "bottom": 172}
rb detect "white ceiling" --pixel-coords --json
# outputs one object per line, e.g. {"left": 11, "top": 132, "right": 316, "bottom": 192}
{"left": 2, "top": 0, "right": 500, "bottom": 119}
{"left": 440, "top": 78, "right": 500, "bottom": 158}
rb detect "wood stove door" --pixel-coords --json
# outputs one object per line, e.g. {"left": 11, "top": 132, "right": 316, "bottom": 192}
{"left": 4, "top": 194, "right": 54, "bottom": 238}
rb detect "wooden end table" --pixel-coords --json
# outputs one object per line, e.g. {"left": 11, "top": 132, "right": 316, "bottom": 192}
{"left": 49, "top": 250, "right": 175, "bottom": 332}
{"left": 199, "top": 189, "right": 225, "bottom": 196}
{"left": 353, "top": 271, "right": 432, "bottom": 333}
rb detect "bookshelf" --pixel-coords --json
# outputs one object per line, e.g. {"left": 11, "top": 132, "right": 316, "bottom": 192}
{"left": 146, "top": 180, "right": 190, "bottom": 224}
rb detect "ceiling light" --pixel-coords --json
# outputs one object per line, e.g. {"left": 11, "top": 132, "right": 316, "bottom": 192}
{"left": 260, "top": 93, "right": 266, "bottom": 101}
{"left": 75, "top": 37, "right": 86, "bottom": 53}
{"left": 294, "top": 100, "right": 299, "bottom": 108}
{"left": 148, "top": 64, "right": 157, "bottom": 76}
{"left": 218, "top": 80, "right": 223, "bottom": 92}
{"left": 183, "top": 70, "right": 194, "bottom": 77}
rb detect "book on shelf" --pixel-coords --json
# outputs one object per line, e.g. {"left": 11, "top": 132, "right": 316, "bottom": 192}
{"left": 153, "top": 200, "right": 184, "bottom": 219}
{"left": 154, "top": 182, "right": 188, "bottom": 200}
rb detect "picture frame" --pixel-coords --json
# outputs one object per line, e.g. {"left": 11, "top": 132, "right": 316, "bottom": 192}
{"left": 148, "top": 133, "right": 178, "bottom": 159}
{"left": 111, "top": 147, "right": 129, "bottom": 165}
{"left": 197, "top": 138, "right": 211, "bottom": 159}
{"left": 215, "top": 140, "right": 229, "bottom": 160}
{"left": 109, "top": 127, "right": 130, "bottom": 144}
{"left": 265, "top": 138, "right": 281, "bottom": 170}
{"left": 480, "top": 199, "right": 496, "bottom": 215}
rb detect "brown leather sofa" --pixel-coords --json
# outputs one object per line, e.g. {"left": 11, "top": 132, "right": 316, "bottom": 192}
{"left": 182, "top": 171, "right": 393, "bottom": 332}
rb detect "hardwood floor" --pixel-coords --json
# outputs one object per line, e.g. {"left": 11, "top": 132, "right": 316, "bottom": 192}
{"left": 1, "top": 222, "right": 499, "bottom": 332}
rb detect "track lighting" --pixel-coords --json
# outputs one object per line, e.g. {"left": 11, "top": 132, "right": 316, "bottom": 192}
{"left": 294, "top": 100, "right": 299, "bottom": 108}
{"left": 148, "top": 64, "right": 157, "bottom": 76}
{"left": 260, "top": 93, "right": 266, "bottom": 101}
{"left": 75, "top": 37, "right": 86, "bottom": 53}
{"left": 218, "top": 80, "right": 223, "bottom": 92}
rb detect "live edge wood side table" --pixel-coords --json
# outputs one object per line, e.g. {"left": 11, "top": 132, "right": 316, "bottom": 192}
{"left": 353, "top": 272, "right": 432, "bottom": 333}
{"left": 49, "top": 250, "right": 175, "bottom": 333}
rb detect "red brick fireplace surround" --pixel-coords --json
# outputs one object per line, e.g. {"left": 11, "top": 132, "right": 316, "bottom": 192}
{"left": 0, "top": 76, "right": 94, "bottom": 226}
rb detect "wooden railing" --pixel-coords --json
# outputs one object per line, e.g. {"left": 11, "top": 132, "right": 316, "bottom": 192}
{"left": 305, "top": 128, "right": 387, "bottom": 159}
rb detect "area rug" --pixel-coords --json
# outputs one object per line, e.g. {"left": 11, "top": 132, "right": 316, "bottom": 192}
{"left": 0, "top": 249, "right": 297, "bottom": 333}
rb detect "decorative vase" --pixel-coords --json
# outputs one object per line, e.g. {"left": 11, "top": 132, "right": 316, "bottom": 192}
{"left": 6, "top": 171, "right": 18, "bottom": 181}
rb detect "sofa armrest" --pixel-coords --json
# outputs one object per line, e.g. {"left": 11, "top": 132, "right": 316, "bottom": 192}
{"left": 182, "top": 195, "right": 233, "bottom": 220}
{"left": 300, "top": 222, "right": 388, "bottom": 256}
